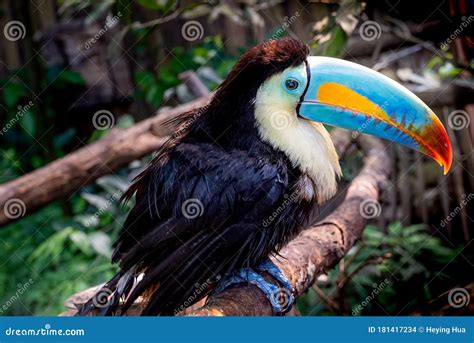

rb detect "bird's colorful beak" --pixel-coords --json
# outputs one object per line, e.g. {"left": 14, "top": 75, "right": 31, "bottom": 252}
{"left": 298, "top": 57, "right": 452, "bottom": 174}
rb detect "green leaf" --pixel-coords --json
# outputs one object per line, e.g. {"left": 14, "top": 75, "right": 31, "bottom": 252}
{"left": 3, "top": 82, "right": 25, "bottom": 108}
{"left": 402, "top": 224, "right": 426, "bottom": 236}
{"left": 135, "top": 71, "right": 155, "bottom": 88}
{"left": 58, "top": 70, "right": 85, "bottom": 86}
{"left": 85, "top": 0, "right": 115, "bottom": 25}
{"left": 145, "top": 84, "right": 164, "bottom": 107}
{"left": 53, "top": 128, "right": 77, "bottom": 150}
{"left": 81, "top": 192, "right": 109, "bottom": 210}
{"left": 115, "top": 114, "right": 135, "bottom": 129}
{"left": 70, "top": 231, "right": 93, "bottom": 255}
{"left": 312, "top": 24, "right": 348, "bottom": 58}
{"left": 138, "top": 0, "right": 175, "bottom": 12}
{"left": 182, "top": 4, "right": 211, "bottom": 19}
{"left": 20, "top": 109, "right": 36, "bottom": 137}
{"left": 28, "top": 227, "right": 74, "bottom": 267}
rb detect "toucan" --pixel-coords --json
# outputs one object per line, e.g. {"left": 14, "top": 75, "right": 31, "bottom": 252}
{"left": 78, "top": 38, "right": 452, "bottom": 316}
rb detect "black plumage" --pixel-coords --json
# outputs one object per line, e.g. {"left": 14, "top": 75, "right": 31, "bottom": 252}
{"left": 79, "top": 38, "right": 318, "bottom": 316}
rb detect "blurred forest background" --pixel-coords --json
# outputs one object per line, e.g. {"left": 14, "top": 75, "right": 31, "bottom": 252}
{"left": 0, "top": 0, "right": 473, "bottom": 316}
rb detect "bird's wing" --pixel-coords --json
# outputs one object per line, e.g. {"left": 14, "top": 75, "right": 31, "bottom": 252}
{"left": 112, "top": 142, "right": 290, "bottom": 315}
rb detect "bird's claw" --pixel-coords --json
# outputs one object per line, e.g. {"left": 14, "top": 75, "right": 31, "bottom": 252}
{"left": 213, "top": 259, "right": 294, "bottom": 314}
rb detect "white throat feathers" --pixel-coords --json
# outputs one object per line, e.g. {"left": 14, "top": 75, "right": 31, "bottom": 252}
{"left": 254, "top": 67, "right": 342, "bottom": 203}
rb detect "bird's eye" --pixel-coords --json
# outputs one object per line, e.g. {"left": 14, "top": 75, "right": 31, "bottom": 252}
{"left": 285, "top": 78, "right": 299, "bottom": 91}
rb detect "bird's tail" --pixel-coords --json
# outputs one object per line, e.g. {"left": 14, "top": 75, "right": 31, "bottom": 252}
{"left": 76, "top": 266, "right": 138, "bottom": 316}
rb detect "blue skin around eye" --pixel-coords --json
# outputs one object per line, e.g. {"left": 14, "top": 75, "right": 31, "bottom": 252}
{"left": 282, "top": 68, "right": 307, "bottom": 95}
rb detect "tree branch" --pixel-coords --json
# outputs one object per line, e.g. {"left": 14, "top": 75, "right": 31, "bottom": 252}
{"left": 0, "top": 96, "right": 211, "bottom": 227}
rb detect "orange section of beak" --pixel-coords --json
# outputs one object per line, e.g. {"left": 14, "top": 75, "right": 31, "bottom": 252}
{"left": 420, "top": 111, "right": 452, "bottom": 174}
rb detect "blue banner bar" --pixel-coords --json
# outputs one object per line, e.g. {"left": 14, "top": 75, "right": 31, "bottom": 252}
{"left": 0, "top": 316, "right": 472, "bottom": 343}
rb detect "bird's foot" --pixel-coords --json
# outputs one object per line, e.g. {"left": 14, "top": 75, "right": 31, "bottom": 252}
{"left": 213, "top": 259, "right": 294, "bottom": 314}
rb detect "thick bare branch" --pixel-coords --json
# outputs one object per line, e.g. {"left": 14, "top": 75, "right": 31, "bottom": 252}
{"left": 0, "top": 96, "right": 211, "bottom": 227}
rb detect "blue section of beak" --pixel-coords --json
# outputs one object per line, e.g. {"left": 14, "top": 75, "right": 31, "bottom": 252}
{"left": 298, "top": 56, "right": 452, "bottom": 173}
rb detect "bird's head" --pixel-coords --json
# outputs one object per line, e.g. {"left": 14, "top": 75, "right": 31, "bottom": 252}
{"left": 212, "top": 38, "right": 452, "bottom": 202}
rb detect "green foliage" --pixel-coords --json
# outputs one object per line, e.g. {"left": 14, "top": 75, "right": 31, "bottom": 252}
{"left": 138, "top": 0, "right": 176, "bottom": 13}
{"left": 0, "top": 149, "right": 21, "bottom": 183}
{"left": 299, "top": 222, "right": 462, "bottom": 316}
{"left": 311, "top": 24, "right": 348, "bottom": 58}
{"left": 0, "top": 168, "right": 136, "bottom": 315}
{"left": 0, "top": 26, "right": 233, "bottom": 316}
{"left": 134, "top": 37, "right": 235, "bottom": 107}
{"left": 310, "top": 1, "right": 360, "bottom": 58}
{"left": 426, "top": 54, "right": 464, "bottom": 79}
{"left": 0, "top": 67, "right": 84, "bottom": 175}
